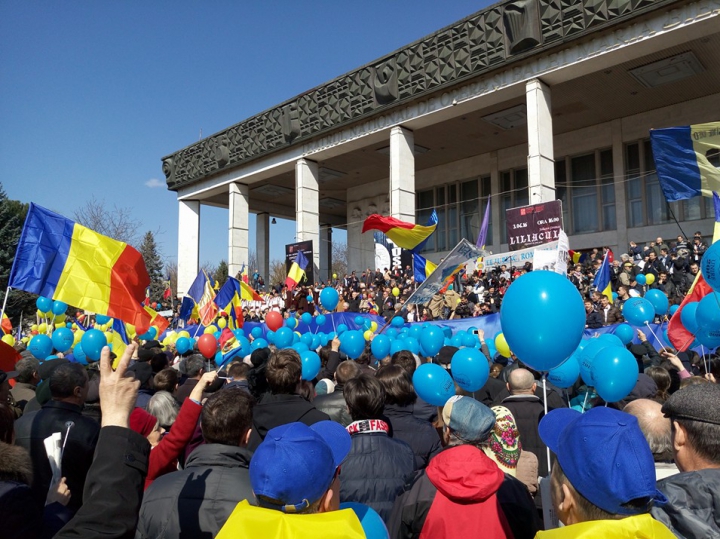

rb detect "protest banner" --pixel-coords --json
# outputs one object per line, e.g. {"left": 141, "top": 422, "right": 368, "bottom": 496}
{"left": 505, "top": 200, "right": 563, "bottom": 251}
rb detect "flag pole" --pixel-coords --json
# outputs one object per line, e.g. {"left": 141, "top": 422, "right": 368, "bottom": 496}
{"left": 0, "top": 286, "right": 11, "bottom": 322}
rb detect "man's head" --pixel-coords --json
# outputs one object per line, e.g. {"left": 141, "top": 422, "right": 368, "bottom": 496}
{"left": 376, "top": 365, "right": 416, "bottom": 406}
{"left": 584, "top": 300, "right": 594, "bottom": 313}
{"left": 334, "top": 360, "right": 360, "bottom": 387}
{"left": 656, "top": 237, "right": 663, "bottom": 245}
{"left": 617, "top": 285, "right": 629, "bottom": 298}
{"left": 623, "top": 399, "right": 673, "bottom": 462}
{"left": 507, "top": 368, "right": 536, "bottom": 395}
{"left": 200, "top": 387, "right": 254, "bottom": 446}
{"left": 600, "top": 296, "right": 610, "bottom": 309}
{"left": 49, "top": 363, "right": 89, "bottom": 405}
{"left": 442, "top": 395, "right": 496, "bottom": 446}
{"left": 266, "top": 349, "right": 302, "bottom": 394}
{"left": 344, "top": 374, "right": 385, "bottom": 421}
{"left": 184, "top": 355, "right": 205, "bottom": 379}
{"left": 391, "top": 350, "right": 418, "bottom": 376}
{"left": 250, "top": 421, "right": 351, "bottom": 514}
{"left": 690, "top": 262, "right": 699, "bottom": 275}
{"left": 661, "top": 383, "right": 720, "bottom": 472}
{"left": 228, "top": 362, "right": 250, "bottom": 381}
{"left": 540, "top": 407, "right": 665, "bottom": 525}
{"left": 14, "top": 357, "right": 40, "bottom": 385}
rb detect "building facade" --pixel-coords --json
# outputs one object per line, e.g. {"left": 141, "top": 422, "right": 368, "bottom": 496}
{"left": 163, "top": 0, "right": 720, "bottom": 296}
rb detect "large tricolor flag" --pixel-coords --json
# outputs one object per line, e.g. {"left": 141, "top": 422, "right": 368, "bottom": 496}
{"left": 179, "top": 270, "right": 218, "bottom": 325}
{"left": 413, "top": 253, "right": 437, "bottom": 284}
{"left": 650, "top": 122, "right": 720, "bottom": 201}
{"left": 214, "top": 277, "right": 262, "bottom": 328}
{"left": 362, "top": 211, "right": 438, "bottom": 251}
{"left": 8, "top": 204, "right": 153, "bottom": 332}
{"left": 286, "top": 251, "right": 309, "bottom": 291}
{"left": 593, "top": 252, "right": 613, "bottom": 303}
{"left": 668, "top": 192, "right": 720, "bottom": 350}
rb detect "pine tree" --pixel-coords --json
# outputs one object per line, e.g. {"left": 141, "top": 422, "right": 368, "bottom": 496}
{"left": 213, "top": 260, "right": 229, "bottom": 289}
{"left": 138, "top": 231, "right": 164, "bottom": 302}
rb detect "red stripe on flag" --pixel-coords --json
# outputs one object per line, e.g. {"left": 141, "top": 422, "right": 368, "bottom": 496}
{"left": 362, "top": 214, "right": 419, "bottom": 234}
{"left": 667, "top": 274, "right": 713, "bottom": 351}
{"left": 108, "top": 245, "right": 152, "bottom": 332}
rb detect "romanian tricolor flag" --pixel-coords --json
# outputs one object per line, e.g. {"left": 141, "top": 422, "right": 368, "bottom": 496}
{"left": 1, "top": 313, "right": 12, "bottom": 335}
{"left": 8, "top": 204, "right": 153, "bottom": 332}
{"left": 593, "top": 252, "right": 613, "bottom": 303}
{"left": 143, "top": 305, "right": 170, "bottom": 335}
{"left": 286, "top": 251, "right": 309, "bottom": 291}
{"left": 651, "top": 122, "right": 720, "bottom": 201}
{"left": 569, "top": 250, "right": 587, "bottom": 264}
{"left": 668, "top": 192, "right": 720, "bottom": 350}
{"left": 413, "top": 253, "right": 437, "bottom": 284}
{"left": 362, "top": 211, "right": 438, "bottom": 251}
{"left": 179, "top": 270, "right": 218, "bottom": 325}
{"left": 214, "top": 277, "right": 261, "bottom": 328}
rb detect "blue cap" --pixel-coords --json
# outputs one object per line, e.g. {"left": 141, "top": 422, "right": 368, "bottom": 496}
{"left": 250, "top": 421, "right": 351, "bottom": 512}
{"left": 539, "top": 407, "right": 667, "bottom": 515}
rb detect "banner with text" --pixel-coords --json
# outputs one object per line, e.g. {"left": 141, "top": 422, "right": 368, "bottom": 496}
{"left": 405, "top": 239, "right": 488, "bottom": 305}
{"left": 481, "top": 241, "right": 559, "bottom": 271}
{"left": 533, "top": 230, "right": 569, "bottom": 275}
{"left": 285, "top": 240, "right": 314, "bottom": 284}
{"left": 506, "top": 200, "right": 563, "bottom": 251}
{"left": 374, "top": 233, "right": 413, "bottom": 273}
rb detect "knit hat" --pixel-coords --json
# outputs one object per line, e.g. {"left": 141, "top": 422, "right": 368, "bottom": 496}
{"left": 129, "top": 407, "right": 157, "bottom": 437}
{"left": 315, "top": 378, "right": 335, "bottom": 396}
{"left": 482, "top": 405, "right": 521, "bottom": 476}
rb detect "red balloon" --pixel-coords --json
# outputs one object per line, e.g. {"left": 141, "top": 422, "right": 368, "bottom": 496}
{"left": 197, "top": 334, "right": 218, "bottom": 359}
{"left": 152, "top": 302, "right": 158, "bottom": 309}
{"left": 265, "top": 310, "right": 283, "bottom": 331}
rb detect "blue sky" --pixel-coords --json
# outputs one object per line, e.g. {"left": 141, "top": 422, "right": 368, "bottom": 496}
{"left": 1, "top": 1, "right": 488, "bottom": 271}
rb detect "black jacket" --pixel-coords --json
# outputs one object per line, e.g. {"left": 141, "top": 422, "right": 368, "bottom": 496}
{"left": 340, "top": 430, "right": 416, "bottom": 523}
{"left": 651, "top": 468, "right": 720, "bottom": 539}
{"left": 136, "top": 443, "right": 255, "bottom": 539}
{"left": 314, "top": 387, "right": 352, "bottom": 426}
{"left": 248, "top": 393, "right": 330, "bottom": 451}
{"left": 384, "top": 404, "right": 442, "bottom": 469}
{"left": 13, "top": 400, "right": 100, "bottom": 512}
{"left": 500, "top": 395, "right": 551, "bottom": 478}
{"left": 55, "top": 427, "right": 149, "bottom": 539}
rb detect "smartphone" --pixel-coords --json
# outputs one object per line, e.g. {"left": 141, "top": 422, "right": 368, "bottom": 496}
{"left": 472, "top": 329, "right": 479, "bottom": 335}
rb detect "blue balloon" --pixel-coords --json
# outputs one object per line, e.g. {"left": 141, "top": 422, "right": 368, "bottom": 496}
{"left": 238, "top": 336, "right": 251, "bottom": 356}
{"left": 320, "top": 287, "right": 340, "bottom": 311}
{"left": 213, "top": 331, "right": 221, "bottom": 340}
{"left": 52, "top": 301, "right": 68, "bottom": 316}
{"left": 301, "top": 351, "right": 321, "bottom": 380}
{"left": 696, "top": 292, "right": 720, "bottom": 331}
{"left": 371, "top": 334, "right": 392, "bottom": 358}
{"left": 339, "top": 502, "right": 389, "bottom": 539}
{"left": 412, "top": 363, "right": 456, "bottom": 407}
{"left": 390, "top": 339, "right": 405, "bottom": 356}
{"left": 612, "top": 292, "right": 618, "bottom": 301}
{"left": 80, "top": 329, "right": 107, "bottom": 361}
{"left": 311, "top": 335, "right": 321, "bottom": 350}
{"left": 138, "top": 327, "right": 156, "bottom": 340}
{"left": 306, "top": 295, "right": 314, "bottom": 303}
{"left": 251, "top": 338, "right": 268, "bottom": 350}
{"left": 157, "top": 303, "right": 163, "bottom": 310}
{"left": 251, "top": 327, "right": 263, "bottom": 339}
{"left": 292, "top": 331, "right": 301, "bottom": 344}
{"left": 95, "top": 314, "right": 110, "bottom": 325}
{"left": 300, "top": 332, "right": 314, "bottom": 347}
{"left": 701, "top": 239, "right": 720, "bottom": 290}
{"left": 189, "top": 337, "right": 197, "bottom": 350}
{"left": 442, "top": 327, "right": 453, "bottom": 339}
{"left": 66, "top": 323, "right": 72, "bottom": 328}
{"left": 597, "top": 333, "right": 624, "bottom": 348}
{"left": 669, "top": 304, "right": 679, "bottom": 316}
{"left": 450, "top": 348, "right": 489, "bottom": 392}
{"left": 592, "top": 346, "right": 638, "bottom": 403}
{"left": 266, "top": 330, "right": 276, "bottom": 344}
{"left": 175, "top": 337, "right": 191, "bottom": 355}
{"left": 232, "top": 329, "right": 245, "bottom": 339}
{"left": 36, "top": 296, "right": 52, "bottom": 313}
{"left": 645, "top": 289, "right": 669, "bottom": 316}
{"left": 274, "top": 327, "right": 294, "bottom": 348}
{"left": 72, "top": 343, "right": 88, "bottom": 365}
{"left": 51, "top": 327, "right": 74, "bottom": 353}
{"left": 579, "top": 338, "right": 607, "bottom": 386}
{"left": 301, "top": 312, "right": 313, "bottom": 326}
{"left": 385, "top": 328, "right": 398, "bottom": 339}
{"left": 696, "top": 326, "right": 720, "bottom": 349}
{"left": 408, "top": 325, "right": 423, "bottom": 340}
{"left": 391, "top": 316, "right": 405, "bottom": 328}
{"left": 461, "top": 332, "right": 477, "bottom": 348}
{"left": 337, "top": 324, "right": 348, "bottom": 335}
{"left": 316, "top": 314, "right": 326, "bottom": 326}
{"left": 215, "top": 351, "right": 223, "bottom": 363}
{"left": 548, "top": 354, "right": 580, "bottom": 388}
{"left": 291, "top": 342, "right": 309, "bottom": 353}
{"left": 500, "top": 271, "right": 585, "bottom": 371}
{"left": 29, "top": 334, "right": 53, "bottom": 360}
{"left": 419, "top": 327, "right": 444, "bottom": 357}
{"left": 450, "top": 333, "right": 464, "bottom": 348}
{"left": 341, "top": 330, "right": 365, "bottom": 359}
{"left": 354, "top": 316, "right": 364, "bottom": 326}
{"left": 614, "top": 324, "right": 635, "bottom": 345}
{"left": 286, "top": 317, "right": 297, "bottom": 329}
{"left": 636, "top": 274, "right": 647, "bottom": 285}
{"left": 680, "top": 301, "right": 700, "bottom": 335}
{"left": 403, "top": 337, "right": 420, "bottom": 355}
{"left": 622, "top": 297, "right": 655, "bottom": 326}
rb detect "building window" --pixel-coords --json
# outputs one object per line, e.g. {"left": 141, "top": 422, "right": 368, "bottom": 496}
{"left": 417, "top": 175, "right": 491, "bottom": 253}
{"left": 554, "top": 149, "right": 616, "bottom": 235}
{"left": 625, "top": 140, "right": 679, "bottom": 227}
{"left": 500, "top": 168, "right": 528, "bottom": 243}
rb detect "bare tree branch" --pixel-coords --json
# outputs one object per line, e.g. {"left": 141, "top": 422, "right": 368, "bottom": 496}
{"left": 73, "top": 196, "right": 141, "bottom": 246}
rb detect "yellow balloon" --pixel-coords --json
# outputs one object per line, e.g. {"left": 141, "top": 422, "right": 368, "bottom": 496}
{"left": 333, "top": 273, "right": 338, "bottom": 279}
{"left": 44, "top": 311, "right": 53, "bottom": 318}
{"left": 55, "top": 314, "right": 66, "bottom": 324}
{"left": 217, "top": 318, "right": 227, "bottom": 329}
{"left": 126, "top": 324, "right": 136, "bottom": 339}
{"left": 1, "top": 334, "right": 15, "bottom": 347}
{"left": 645, "top": 273, "right": 656, "bottom": 285}
{"left": 104, "top": 331, "right": 114, "bottom": 343}
{"left": 38, "top": 323, "right": 47, "bottom": 334}
{"left": 392, "top": 287, "right": 400, "bottom": 297}
{"left": 21, "top": 337, "right": 29, "bottom": 344}
{"left": 74, "top": 330, "right": 85, "bottom": 344}
{"left": 204, "top": 326, "right": 215, "bottom": 334}
{"left": 369, "top": 321, "right": 378, "bottom": 332}
{"left": 31, "top": 324, "right": 38, "bottom": 332}
{"left": 363, "top": 330, "right": 373, "bottom": 341}
{"left": 495, "top": 333, "right": 512, "bottom": 358}
{"left": 71, "top": 323, "right": 78, "bottom": 330}
{"left": 36, "top": 309, "right": 43, "bottom": 317}
{"left": 179, "top": 330, "right": 190, "bottom": 339}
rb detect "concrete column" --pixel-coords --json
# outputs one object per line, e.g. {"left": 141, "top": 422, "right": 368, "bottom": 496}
{"left": 389, "top": 126, "right": 415, "bottom": 222}
{"left": 611, "top": 119, "right": 628, "bottom": 251}
{"left": 490, "top": 153, "right": 501, "bottom": 250}
{"left": 526, "top": 79, "right": 555, "bottom": 204}
{"left": 256, "top": 212, "right": 270, "bottom": 283}
{"left": 319, "top": 225, "right": 331, "bottom": 283}
{"left": 228, "top": 183, "right": 249, "bottom": 279}
{"left": 296, "top": 158, "right": 320, "bottom": 279}
{"left": 177, "top": 199, "right": 200, "bottom": 297}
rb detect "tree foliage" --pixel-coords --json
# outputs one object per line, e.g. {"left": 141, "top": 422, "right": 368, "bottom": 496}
{"left": 73, "top": 195, "right": 141, "bottom": 246}
{"left": 138, "top": 231, "right": 165, "bottom": 302}
{"left": 332, "top": 241, "right": 348, "bottom": 280}
{"left": 269, "top": 259, "right": 287, "bottom": 287}
{"left": 213, "top": 260, "right": 229, "bottom": 288}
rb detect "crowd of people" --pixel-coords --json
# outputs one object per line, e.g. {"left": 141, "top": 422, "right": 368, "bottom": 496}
{"left": 0, "top": 231, "right": 719, "bottom": 538}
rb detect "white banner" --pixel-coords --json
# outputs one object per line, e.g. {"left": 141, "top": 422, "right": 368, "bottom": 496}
{"left": 481, "top": 241, "right": 559, "bottom": 271}
{"left": 533, "top": 230, "right": 569, "bottom": 275}
{"left": 406, "top": 239, "right": 488, "bottom": 305}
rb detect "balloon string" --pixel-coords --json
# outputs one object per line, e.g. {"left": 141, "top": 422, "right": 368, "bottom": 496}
{"left": 581, "top": 391, "right": 589, "bottom": 414}
{"left": 644, "top": 322, "right": 668, "bottom": 352}
{"left": 542, "top": 375, "right": 551, "bottom": 476}
{"left": 702, "top": 346, "right": 709, "bottom": 376}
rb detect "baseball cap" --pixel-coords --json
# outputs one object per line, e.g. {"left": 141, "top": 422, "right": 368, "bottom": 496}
{"left": 539, "top": 407, "right": 667, "bottom": 515}
{"left": 0, "top": 369, "right": 18, "bottom": 384}
{"left": 250, "top": 421, "right": 351, "bottom": 513}
{"left": 435, "top": 346, "right": 459, "bottom": 367}
{"left": 442, "top": 395, "right": 496, "bottom": 443}
{"left": 662, "top": 382, "right": 720, "bottom": 425}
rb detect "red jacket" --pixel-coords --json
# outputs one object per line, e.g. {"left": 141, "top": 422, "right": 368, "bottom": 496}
{"left": 144, "top": 399, "right": 202, "bottom": 490}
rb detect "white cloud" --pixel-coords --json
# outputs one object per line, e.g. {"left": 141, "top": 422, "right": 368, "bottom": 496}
{"left": 145, "top": 178, "right": 165, "bottom": 188}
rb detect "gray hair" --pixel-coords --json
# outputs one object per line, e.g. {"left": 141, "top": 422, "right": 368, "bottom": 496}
{"left": 184, "top": 355, "right": 205, "bottom": 378}
{"left": 14, "top": 358, "right": 40, "bottom": 384}
{"left": 147, "top": 391, "right": 179, "bottom": 428}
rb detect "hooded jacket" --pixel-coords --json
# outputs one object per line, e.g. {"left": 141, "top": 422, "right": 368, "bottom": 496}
{"left": 384, "top": 403, "right": 442, "bottom": 469}
{"left": 248, "top": 393, "right": 330, "bottom": 451}
{"left": 388, "top": 444, "right": 539, "bottom": 539}
{"left": 536, "top": 514, "right": 675, "bottom": 538}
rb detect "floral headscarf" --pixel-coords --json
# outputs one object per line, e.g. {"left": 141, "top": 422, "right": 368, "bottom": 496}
{"left": 482, "top": 405, "right": 521, "bottom": 476}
